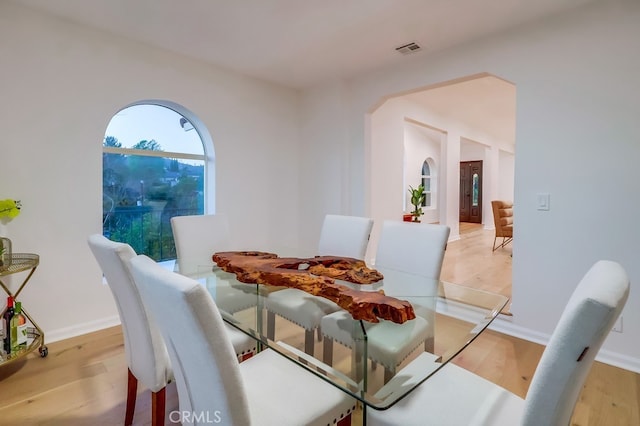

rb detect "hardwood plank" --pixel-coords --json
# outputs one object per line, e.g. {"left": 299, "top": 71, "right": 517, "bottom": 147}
{"left": 441, "top": 226, "right": 513, "bottom": 312}
{"left": 0, "top": 326, "right": 179, "bottom": 426}
{"left": 2, "top": 323, "right": 634, "bottom": 425}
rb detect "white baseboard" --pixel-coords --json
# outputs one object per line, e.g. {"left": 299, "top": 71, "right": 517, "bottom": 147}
{"left": 440, "top": 301, "right": 640, "bottom": 374}
{"left": 489, "top": 315, "right": 640, "bottom": 373}
{"left": 45, "top": 315, "right": 121, "bottom": 344}
{"left": 489, "top": 314, "right": 552, "bottom": 346}
{"left": 594, "top": 348, "right": 640, "bottom": 373}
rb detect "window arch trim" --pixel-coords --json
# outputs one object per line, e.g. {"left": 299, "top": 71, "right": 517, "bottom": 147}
{"left": 421, "top": 158, "right": 436, "bottom": 209}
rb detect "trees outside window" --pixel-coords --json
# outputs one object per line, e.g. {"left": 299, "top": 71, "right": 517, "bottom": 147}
{"left": 103, "top": 104, "right": 206, "bottom": 261}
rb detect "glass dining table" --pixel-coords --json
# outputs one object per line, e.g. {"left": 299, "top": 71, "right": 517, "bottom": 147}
{"left": 179, "top": 256, "right": 509, "bottom": 419}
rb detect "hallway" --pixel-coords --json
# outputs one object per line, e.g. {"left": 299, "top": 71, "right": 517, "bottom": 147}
{"left": 440, "top": 223, "right": 512, "bottom": 312}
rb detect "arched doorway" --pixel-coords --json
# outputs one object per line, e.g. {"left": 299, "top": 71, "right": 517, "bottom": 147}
{"left": 366, "top": 73, "right": 515, "bottom": 302}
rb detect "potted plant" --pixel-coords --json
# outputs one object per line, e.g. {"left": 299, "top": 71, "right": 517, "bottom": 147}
{"left": 408, "top": 184, "right": 425, "bottom": 222}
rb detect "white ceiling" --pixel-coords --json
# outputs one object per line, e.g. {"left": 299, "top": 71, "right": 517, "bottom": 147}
{"left": 403, "top": 75, "right": 517, "bottom": 144}
{"left": 12, "top": 0, "right": 597, "bottom": 89}
{"left": 10, "top": 0, "right": 596, "bottom": 144}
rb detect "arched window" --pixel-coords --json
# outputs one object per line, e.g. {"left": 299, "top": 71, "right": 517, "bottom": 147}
{"left": 421, "top": 159, "right": 434, "bottom": 208}
{"left": 103, "top": 103, "right": 207, "bottom": 261}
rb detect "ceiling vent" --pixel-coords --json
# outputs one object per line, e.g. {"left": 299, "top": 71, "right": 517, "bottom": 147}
{"left": 395, "top": 42, "right": 422, "bottom": 55}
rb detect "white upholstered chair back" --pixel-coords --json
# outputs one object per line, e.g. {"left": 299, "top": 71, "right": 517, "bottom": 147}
{"left": 366, "top": 259, "right": 629, "bottom": 425}
{"left": 171, "top": 213, "right": 231, "bottom": 276}
{"left": 88, "top": 234, "right": 171, "bottom": 392}
{"left": 88, "top": 234, "right": 172, "bottom": 425}
{"left": 317, "top": 214, "right": 373, "bottom": 259}
{"left": 320, "top": 221, "right": 450, "bottom": 381}
{"left": 521, "top": 259, "right": 629, "bottom": 425}
{"left": 375, "top": 220, "right": 450, "bottom": 279}
{"left": 263, "top": 214, "right": 373, "bottom": 355}
{"left": 130, "top": 255, "right": 251, "bottom": 426}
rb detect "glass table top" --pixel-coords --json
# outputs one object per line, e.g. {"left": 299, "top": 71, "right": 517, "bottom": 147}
{"left": 180, "top": 259, "right": 509, "bottom": 410}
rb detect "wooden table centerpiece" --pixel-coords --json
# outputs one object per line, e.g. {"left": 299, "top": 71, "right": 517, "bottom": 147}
{"left": 212, "top": 251, "right": 416, "bottom": 324}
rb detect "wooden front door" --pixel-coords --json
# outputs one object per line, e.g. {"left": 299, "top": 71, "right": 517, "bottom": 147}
{"left": 459, "top": 161, "right": 483, "bottom": 223}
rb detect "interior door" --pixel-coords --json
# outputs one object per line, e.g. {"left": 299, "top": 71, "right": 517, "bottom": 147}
{"left": 459, "top": 161, "right": 483, "bottom": 223}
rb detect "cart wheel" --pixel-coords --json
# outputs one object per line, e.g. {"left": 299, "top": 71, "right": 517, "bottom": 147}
{"left": 39, "top": 346, "right": 48, "bottom": 357}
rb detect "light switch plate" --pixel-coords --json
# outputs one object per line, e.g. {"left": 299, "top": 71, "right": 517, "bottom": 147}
{"left": 537, "top": 193, "right": 550, "bottom": 211}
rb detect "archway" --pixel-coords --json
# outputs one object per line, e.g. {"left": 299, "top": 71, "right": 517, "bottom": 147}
{"left": 366, "top": 73, "right": 515, "bottom": 301}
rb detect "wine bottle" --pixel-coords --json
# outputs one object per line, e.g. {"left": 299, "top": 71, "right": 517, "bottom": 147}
{"left": 3, "top": 296, "right": 14, "bottom": 355}
{"left": 0, "top": 304, "right": 5, "bottom": 355}
{"left": 11, "top": 301, "right": 27, "bottom": 352}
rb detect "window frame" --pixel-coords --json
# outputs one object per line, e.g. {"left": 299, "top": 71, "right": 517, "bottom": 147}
{"left": 421, "top": 159, "right": 434, "bottom": 208}
{"left": 102, "top": 101, "right": 213, "bottom": 261}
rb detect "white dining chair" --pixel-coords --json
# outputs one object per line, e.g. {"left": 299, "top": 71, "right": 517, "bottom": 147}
{"left": 171, "top": 213, "right": 232, "bottom": 276}
{"left": 320, "top": 220, "right": 450, "bottom": 382}
{"left": 316, "top": 214, "right": 374, "bottom": 259}
{"left": 89, "top": 235, "right": 257, "bottom": 425}
{"left": 367, "top": 259, "right": 630, "bottom": 426}
{"left": 263, "top": 214, "right": 373, "bottom": 355}
{"left": 171, "top": 213, "right": 258, "bottom": 316}
{"left": 88, "top": 234, "right": 173, "bottom": 426}
{"left": 129, "top": 254, "right": 357, "bottom": 426}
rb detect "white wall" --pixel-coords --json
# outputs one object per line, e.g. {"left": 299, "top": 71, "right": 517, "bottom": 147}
{"left": 300, "top": 0, "right": 640, "bottom": 371}
{"left": 498, "top": 150, "right": 515, "bottom": 202}
{"left": 296, "top": 82, "right": 352, "bottom": 255}
{"left": 0, "top": 2, "right": 301, "bottom": 341}
{"left": 460, "top": 139, "right": 487, "bottom": 162}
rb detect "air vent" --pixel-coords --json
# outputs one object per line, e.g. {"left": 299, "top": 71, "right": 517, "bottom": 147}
{"left": 395, "top": 42, "right": 422, "bottom": 55}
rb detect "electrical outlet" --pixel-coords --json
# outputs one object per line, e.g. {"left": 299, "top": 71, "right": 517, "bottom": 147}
{"left": 612, "top": 316, "right": 623, "bottom": 333}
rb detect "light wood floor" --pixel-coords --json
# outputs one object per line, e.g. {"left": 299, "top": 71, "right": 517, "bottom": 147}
{"left": 1, "top": 227, "right": 638, "bottom": 425}
{"left": 442, "top": 223, "right": 513, "bottom": 313}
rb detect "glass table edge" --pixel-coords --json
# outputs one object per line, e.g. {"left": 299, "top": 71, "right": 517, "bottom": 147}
{"left": 191, "top": 263, "right": 510, "bottom": 409}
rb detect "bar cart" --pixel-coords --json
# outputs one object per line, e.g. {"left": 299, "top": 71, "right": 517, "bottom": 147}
{"left": 0, "top": 253, "right": 47, "bottom": 365}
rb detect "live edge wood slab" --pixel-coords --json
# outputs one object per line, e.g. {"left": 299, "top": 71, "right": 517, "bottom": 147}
{"left": 212, "top": 251, "right": 416, "bottom": 324}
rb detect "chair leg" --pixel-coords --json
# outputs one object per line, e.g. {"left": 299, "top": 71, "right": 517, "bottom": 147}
{"left": 384, "top": 367, "right": 395, "bottom": 383}
{"left": 323, "top": 337, "right": 334, "bottom": 365}
{"left": 304, "top": 329, "right": 315, "bottom": 356}
{"left": 353, "top": 344, "right": 366, "bottom": 384}
{"left": 266, "top": 311, "right": 276, "bottom": 341}
{"left": 337, "top": 412, "right": 352, "bottom": 426}
{"left": 499, "top": 237, "right": 513, "bottom": 250}
{"left": 239, "top": 351, "right": 254, "bottom": 362}
{"left": 125, "top": 368, "right": 138, "bottom": 426}
{"left": 424, "top": 336, "right": 434, "bottom": 353}
{"left": 151, "top": 387, "right": 166, "bottom": 426}
{"left": 493, "top": 236, "right": 513, "bottom": 251}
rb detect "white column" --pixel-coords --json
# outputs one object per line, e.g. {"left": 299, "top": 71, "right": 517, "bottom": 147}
{"left": 484, "top": 145, "right": 500, "bottom": 229}
{"left": 442, "top": 131, "right": 461, "bottom": 240}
